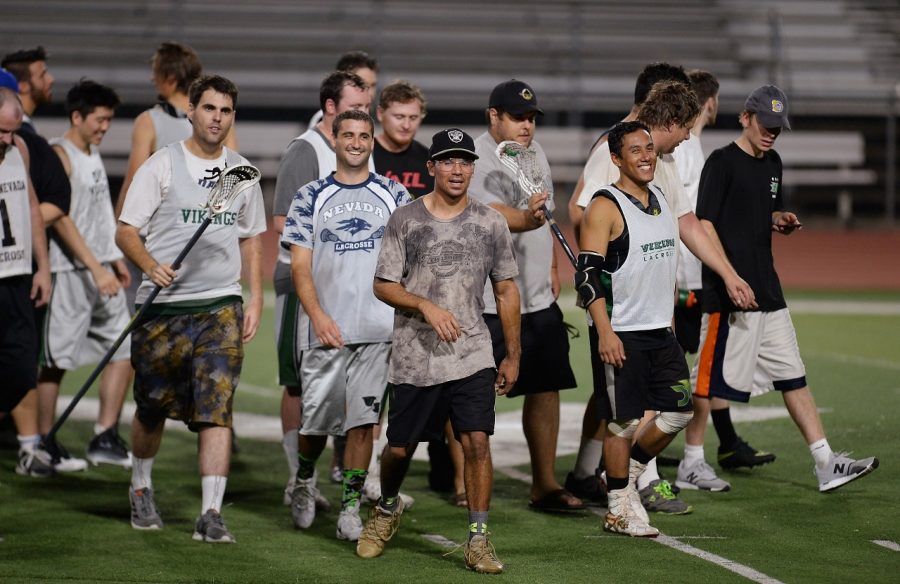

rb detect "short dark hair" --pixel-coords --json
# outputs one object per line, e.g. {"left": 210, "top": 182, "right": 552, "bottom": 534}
{"left": 333, "top": 109, "right": 375, "bottom": 137}
{"left": 687, "top": 70, "right": 719, "bottom": 105}
{"left": 637, "top": 81, "right": 700, "bottom": 129}
{"left": 378, "top": 80, "right": 427, "bottom": 114}
{"left": 634, "top": 62, "right": 689, "bottom": 106}
{"left": 607, "top": 121, "right": 651, "bottom": 158}
{"left": 1, "top": 46, "right": 49, "bottom": 82}
{"left": 65, "top": 79, "right": 120, "bottom": 121}
{"left": 188, "top": 75, "right": 238, "bottom": 109}
{"left": 152, "top": 42, "right": 202, "bottom": 94}
{"left": 319, "top": 71, "right": 367, "bottom": 111}
{"left": 335, "top": 51, "right": 378, "bottom": 73}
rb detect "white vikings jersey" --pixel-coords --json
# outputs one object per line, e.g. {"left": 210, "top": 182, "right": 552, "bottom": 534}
{"left": 48, "top": 138, "right": 120, "bottom": 271}
{"left": 281, "top": 173, "right": 411, "bottom": 349}
{"left": 602, "top": 184, "right": 677, "bottom": 331}
{"left": 0, "top": 145, "right": 32, "bottom": 279}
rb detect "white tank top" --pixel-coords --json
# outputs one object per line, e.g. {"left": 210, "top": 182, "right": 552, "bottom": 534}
{"left": 0, "top": 145, "right": 32, "bottom": 278}
{"left": 149, "top": 104, "right": 191, "bottom": 152}
{"left": 604, "top": 184, "right": 677, "bottom": 331}
{"left": 48, "top": 138, "right": 120, "bottom": 271}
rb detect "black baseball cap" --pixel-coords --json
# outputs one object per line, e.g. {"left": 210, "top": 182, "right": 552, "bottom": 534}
{"left": 428, "top": 128, "right": 479, "bottom": 161}
{"left": 745, "top": 85, "right": 791, "bottom": 130}
{"left": 489, "top": 79, "right": 544, "bottom": 116}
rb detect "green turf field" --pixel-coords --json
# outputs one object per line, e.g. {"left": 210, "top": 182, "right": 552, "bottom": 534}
{"left": 1, "top": 291, "right": 898, "bottom": 583}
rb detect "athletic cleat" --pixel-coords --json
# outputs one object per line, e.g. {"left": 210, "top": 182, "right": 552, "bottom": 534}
{"left": 283, "top": 472, "right": 331, "bottom": 511}
{"left": 604, "top": 487, "right": 659, "bottom": 538}
{"left": 639, "top": 479, "right": 693, "bottom": 515}
{"left": 336, "top": 504, "right": 363, "bottom": 541}
{"left": 817, "top": 452, "right": 879, "bottom": 493}
{"left": 86, "top": 427, "right": 133, "bottom": 468}
{"left": 129, "top": 487, "right": 163, "bottom": 530}
{"left": 40, "top": 436, "right": 88, "bottom": 473}
{"left": 356, "top": 498, "right": 405, "bottom": 559}
{"left": 330, "top": 464, "right": 343, "bottom": 484}
{"left": 464, "top": 535, "right": 504, "bottom": 574}
{"left": 290, "top": 476, "right": 318, "bottom": 529}
{"left": 564, "top": 471, "right": 607, "bottom": 505}
{"left": 676, "top": 459, "right": 732, "bottom": 492}
{"left": 626, "top": 482, "right": 651, "bottom": 524}
{"left": 15, "top": 447, "right": 54, "bottom": 478}
{"left": 718, "top": 438, "right": 776, "bottom": 470}
{"left": 192, "top": 509, "right": 235, "bottom": 543}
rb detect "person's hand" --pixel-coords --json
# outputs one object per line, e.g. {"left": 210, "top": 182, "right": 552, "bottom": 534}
{"left": 311, "top": 311, "right": 344, "bottom": 348}
{"left": 773, "top": 211, "right": 802, "bottom": 235}
{"left": 91, "top": 266, "right": 121, "bottom": 297}
{"left": 31, "top": 267, "right": 51, "bottom": 307}
{"left": 724, "top": 275, "right": 758, "bottom": 310}
{"left": 112, "top": 259, "right": 132, "bottom": 288}
{"left": 599, "top": 327, "right": 625, "bottom": 368}
{"left": 421, "top": 301, "right": 462, "bottom": 342}
{"left": 523, "top": 192, "right": 549, "bottom": 229}
{"left": 149, "top": 263, "right": 177, "bottom": 288}
{"left": 495, "top": 356, "right": 519, "bottom": 396}
{"left": 242, "top": 302, "right": 261, "bottom": 343}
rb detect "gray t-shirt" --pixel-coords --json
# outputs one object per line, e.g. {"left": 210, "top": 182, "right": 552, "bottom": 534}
{"left": 375, "top": 196, "right": 519, "bottom": 387}
{"left": 468, "top": 132, "right": 555, "bottom": 314}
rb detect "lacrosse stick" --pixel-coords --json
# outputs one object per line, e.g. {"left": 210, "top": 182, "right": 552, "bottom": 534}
{"left": 43, "top": 164, "right": 261, "bottom": 450}
{"left": 495, "top": 141, "right": 577, "bottom": 267}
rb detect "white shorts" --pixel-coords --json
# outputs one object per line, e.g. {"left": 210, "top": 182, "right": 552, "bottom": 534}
{"left": 41, "top": 268, "right": 131, "bottom": 370}
{"left": 299, "top": 342, "right": 390, "bottom": 435}
{"left": 692, "top": 309, "right": 806, "bottom": 403}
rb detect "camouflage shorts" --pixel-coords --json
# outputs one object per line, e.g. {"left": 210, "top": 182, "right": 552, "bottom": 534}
{"left": 131, "top": 301, "right": 243, "bottom": 431}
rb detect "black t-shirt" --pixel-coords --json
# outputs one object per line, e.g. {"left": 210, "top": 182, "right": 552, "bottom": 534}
{"left": 18, "top": 121, "right": 71, "bottom": 214}
{"left": 696, "top": 142, "right": 786, "bottom": 313}
{"left": 373, "top": 139, "right": 433, "bottom": 198}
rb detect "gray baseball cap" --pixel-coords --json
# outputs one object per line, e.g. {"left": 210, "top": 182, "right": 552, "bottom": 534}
{"left": 745, "top": 85, "right": 791, "bottom": 130}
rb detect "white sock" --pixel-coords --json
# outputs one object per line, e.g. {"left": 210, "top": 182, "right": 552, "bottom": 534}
{"left": 131, "top": 457, "right": 155, "bottom": 491}
{"left": 628, "top": 459, "right": 647, "bottom": 487}
{"left": 201, "top": 475, "right": 228, "bottom": 513}
{"left": 683, "top": 443, "right": 705, "bottom": 466}
{"left": 573, "top": 439, "right": 604, "bottom": 479}
{"left": 282, "top": 431, "right": 299, "bottom": 478}
{"left": 636, "top": 458, "right": 660, "bottom": 490}
{"left": 94, "top": 423, "right": 109, "bottom": 436}
{"left": 17, "top": 434, "right": 40, "bottom": 451}
{"left": 809, "top": 438, "right": 833, "bottom": 469}
{"left": 369, "top": 429, "right": 387, "bottom": 475}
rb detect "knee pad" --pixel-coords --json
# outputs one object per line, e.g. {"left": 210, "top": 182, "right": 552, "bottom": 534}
{"left": 655, "top": 411, "right": 694, "bottom": 435}
{"left": 608, "top": 418, "right": 640, "bottom": 439}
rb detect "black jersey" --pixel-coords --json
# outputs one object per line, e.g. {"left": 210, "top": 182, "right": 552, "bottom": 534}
{"left": 696, "top": 142, "right": 786, "bottom": 313}
{"left": 18, "top": 121, "right": 71, "bottom": 214}
{"left": 373, "top": 139, "right": 433, "bottom": 199}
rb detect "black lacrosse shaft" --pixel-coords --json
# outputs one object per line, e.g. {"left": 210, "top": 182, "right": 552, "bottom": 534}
{"left": 43, "top": 217, "right": 213, "bottom": 445}
{"left": 541, "top": 204, "right": 577, "bottom": 267}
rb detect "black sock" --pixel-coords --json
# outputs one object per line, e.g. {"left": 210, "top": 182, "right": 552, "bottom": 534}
{"left": 712, "top": 408, "right": 738, "bottom": 449}
{"left": 607, "top": 475, "right": 629, "bottom": 491}
{"left": 630, "top": 443, "right": 654, "bottom": 465}
{"left": 296, "top": 452, "right": 316, "bottom": 480}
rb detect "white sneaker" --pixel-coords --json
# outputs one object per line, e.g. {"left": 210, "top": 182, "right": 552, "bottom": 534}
{"left": 625, "top": 482, "right": 650, "bottom": 524}
{"left": 41, "top": 438, "right": 88, "bottom": 473}
{"left": 290, "top": 477, "right": 318, "bottom": 529}
{"left": 676, "top": 459, "right": 732, "bottom": 492}
{"left": 284, "top": 471, "right": 332, "bottom": 511}
{"left": 816, "top": 452, "right": 878, "bottom": 493}
{"left": 336, "top": 505, "right": 363, "bottom": 541}
{"left": 604, "top": 487, "right": 659, "bottom": 538}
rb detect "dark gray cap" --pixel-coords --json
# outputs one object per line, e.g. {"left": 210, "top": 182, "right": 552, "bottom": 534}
{"left": 745, "top": 85, "right": 791, "bottom": 130}
{"left": 428, "top": 128, "right": 479, "bottom": 160}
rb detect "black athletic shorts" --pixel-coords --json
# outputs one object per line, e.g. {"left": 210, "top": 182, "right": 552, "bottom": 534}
{"left": 484, "top": 303, "right": 577, "bottom": 397}
{"left": 386, "top": 368, "right": 496, "bottom": 446}
{"left": 673, "top": 289, "right": 703, "bottom": 354}
{"left": 1, "top": 275, "right": 38, "bottom": 413}
{"left": 591, "top": 327, "right": 692, "bottom": 421}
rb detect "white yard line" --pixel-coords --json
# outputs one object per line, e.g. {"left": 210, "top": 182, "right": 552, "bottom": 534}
{"left": 871, "top": 540, "right": 900, "bottom": 552}
{"left": 805, "top": 351, "right": 900, "bottom": 371}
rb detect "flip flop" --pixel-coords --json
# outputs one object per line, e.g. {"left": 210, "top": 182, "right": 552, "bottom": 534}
{"left": 528, "top": 488, "right": 586, "bottom": 513}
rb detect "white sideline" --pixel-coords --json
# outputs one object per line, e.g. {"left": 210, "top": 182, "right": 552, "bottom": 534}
{"left": 871, "top": 540, "right": 900, "bottom": 552}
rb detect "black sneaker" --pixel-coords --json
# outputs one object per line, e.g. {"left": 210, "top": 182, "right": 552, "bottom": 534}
{"left": 41, "top": 435, "right": 88, "bottom": 473}
{"left": 87, "top": 427, "right": 133, "bottom": 468}
{"left": 564, "top": 471, "right": 607, "bottom": 505}
{"left": 718, "top": 438, "right": 776, "bottom": 470}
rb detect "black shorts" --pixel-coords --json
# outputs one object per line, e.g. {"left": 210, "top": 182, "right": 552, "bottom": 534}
{"left": 0, "top": 276, "right": 38, "bottom": 413}
{"left": 484, "top": 303, "right": 576, "bottom": 397}
{"left": 386, "top": 368, "right": 496, "bottom": 446}
{"left": 673, "top": 289, "right": 702, "bottom": 354}
{"left": 591, "top": 327, "right": 692, "bottom": 421}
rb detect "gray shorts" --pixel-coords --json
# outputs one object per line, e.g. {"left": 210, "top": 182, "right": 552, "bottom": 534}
{"left": 41, "top": 268, "right": 131, "bottom": 370}
{"left": 299, "top": 342, "right": 390, "bottom": 435}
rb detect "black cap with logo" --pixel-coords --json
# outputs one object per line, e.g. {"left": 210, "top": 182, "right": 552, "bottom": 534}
{"left": 428, "top": 128, "right": 479, "bottom": 161}
{"left": 488, "top": 79, "right": 544, "bottom": 116}
{"left": 744, "top": 85, "right": 791, "bottom": 130}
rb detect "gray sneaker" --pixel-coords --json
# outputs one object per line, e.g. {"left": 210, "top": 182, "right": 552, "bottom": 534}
{"left": 676, "top": 459, "right": 732, "bottom": 492}
{"left": 129, "top": 487, "right": 163, "bottom": 530}
{"left": 15, "top": 447, "right": 55, "bottom": 478}
{"left": 817, "top": 452, "right": 879, "bottom": 493}
{"left": 290, "top": 476, "right": 318, "bottom": 529}
{"left": 192, "top": 509, "right": 235, "bottom": 543}
{"left": 283, "top": 471, "right": 331, "bottom": 512}
{"left": 639, "top": 479, "right": 693, "bottom": 515}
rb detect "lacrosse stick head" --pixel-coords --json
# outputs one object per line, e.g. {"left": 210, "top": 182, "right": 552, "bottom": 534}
{"left": 207, "top": 164, "right": 261, "bottom": 215}
{"left": 495, "top": 140, "right": 544, "bottom": 194}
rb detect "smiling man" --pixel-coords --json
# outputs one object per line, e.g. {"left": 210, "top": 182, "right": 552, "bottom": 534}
{"left": 373, "top": 81, "right": 432, "bottom": 198}
{"left": 116, "top": 75, "right": 266, "bottom": 543}
{"left": 280, "top": 109, "right": 410, "bottom": 542}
